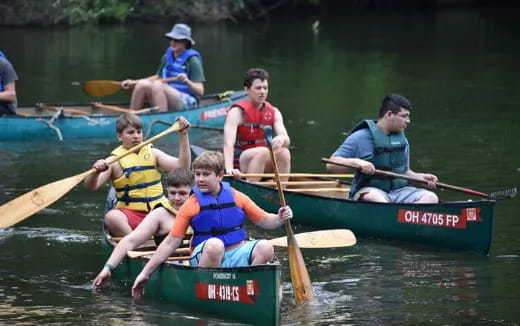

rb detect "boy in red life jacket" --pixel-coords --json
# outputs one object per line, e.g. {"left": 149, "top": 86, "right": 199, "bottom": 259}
{"left": 92, "top": 168, "right": 194, "bottom": 289}
{"left": 84, "top": 113, "right": 191, "bottom": 237}
{"left": 131, "top": 151, "right": 293, "bottom": 299}
{"left": 223, "top": 68, "right": 291, "bottom": 182}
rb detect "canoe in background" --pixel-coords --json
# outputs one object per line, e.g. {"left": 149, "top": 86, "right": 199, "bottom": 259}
{"left": 226, "top": 176, "right": 496, "bottom": 255}
{"left": 3, "top": 90, "right": 245, "bottom": 141}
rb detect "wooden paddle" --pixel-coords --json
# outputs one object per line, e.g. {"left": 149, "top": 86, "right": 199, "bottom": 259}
{"left": 264, "top": 126, "right": 314, "bottom": 303}
{"left": 83, "top": 76, "right": 181, "bottom": 97}
{"left": 233, "top": 173, "right": 354, "bottom": 179}
{"left": 0, "top": 122, "right": 184, "bottom": 229}
{"left": 127, "top": 230, "right": 356, "bottom": 260}
{"left": 322, "top": 158, "right": 517, "bottom": 200}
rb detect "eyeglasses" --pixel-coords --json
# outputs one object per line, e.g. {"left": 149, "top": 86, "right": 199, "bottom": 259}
{"left": 394, "top": 112, "right": 410, "bottom": 119}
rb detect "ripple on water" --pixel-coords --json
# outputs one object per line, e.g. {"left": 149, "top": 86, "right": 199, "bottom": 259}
{"left": 0, "top": 227, "right": 96, "bottom": 243}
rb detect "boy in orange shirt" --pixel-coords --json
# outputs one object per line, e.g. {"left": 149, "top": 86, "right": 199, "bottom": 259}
{"left": 131, "top": 151, "right": 292, "bottom": 299}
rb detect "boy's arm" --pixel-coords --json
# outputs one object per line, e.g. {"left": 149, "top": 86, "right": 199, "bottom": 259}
{"left": 234, "top": 189, "right": 292, "bottom": 230}
{"left": 223, "top": 107, "right": 241, "bottom": 174}
{"left": 272, "top": 108, "right": 290, "bottom": 151}
{"left": 84, "top": 157, "right": 114, "bottom": 191}
{"left": 154, "top": 117, "right": 191, "bottom": 171}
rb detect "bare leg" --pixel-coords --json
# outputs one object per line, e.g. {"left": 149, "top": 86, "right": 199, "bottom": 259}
{"left": 239, "top": 147, "right": 271, "bottom": 182}
{"left": 149, "top": 81, "right": 170, "bottom": 112}
{"left": 273, "top": 147, "right": 290, "bottom": 182}
{"left": 130, "top": 80, "right": 154, "bottom": 110}
{"left": 105, "top": 209, "right": 133, "bottom": 237}
{"left": 163, "top": 85, "right": 183, "bottom": 111}
{"left": 198, "top": 238, "right": 225, "bottom": 267}
{"left": 250, "top": 240, "right": 274, "bottom": 265}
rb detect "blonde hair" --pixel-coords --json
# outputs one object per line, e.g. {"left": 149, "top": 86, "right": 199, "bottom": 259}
{"left": 192, "top": 151, "right": 224, "bottom": 175}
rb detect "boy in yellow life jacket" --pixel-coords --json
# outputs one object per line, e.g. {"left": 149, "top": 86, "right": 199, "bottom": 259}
{"left": 92, "top": 168, "right": 194, "bottom": 289}
{"left": 84, "top": 113, "right": 190, "bottom": 236}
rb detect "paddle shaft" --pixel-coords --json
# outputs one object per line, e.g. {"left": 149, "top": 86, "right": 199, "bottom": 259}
{"left": 266, "top": 132, "right": 314, "bottom": 303}
{"left": 228, "top": 173, "right": 354, "bottom": 178}
{"left": 322, "top": 158, "right": 490, "bottom": 198}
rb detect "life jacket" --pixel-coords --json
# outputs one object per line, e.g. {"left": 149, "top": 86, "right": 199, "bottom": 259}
{"left": 349, "top": 120, "right": 408, "bottom": 198}
{"left": 233, "top": 99, "right": 275, "bottom": 151}
{"left": 190, "top": 182, "right": 247, "bottom": 247}
{"left": 111, "top": 144, "right": 173, "bottom": 213}
{"left": 0, "top": 50, "right": 6, "bottom": 92}
{"left": 161, "top": 47, "right": 201, "bottom": 97}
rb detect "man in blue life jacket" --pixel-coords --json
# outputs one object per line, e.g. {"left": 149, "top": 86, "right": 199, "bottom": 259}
{"left": 0, "top": 50, "right": 19, "bottom": 116}
{"left": 326, "top": 94, "right": 439, "bottom": 203}
{"left": 121, "top": 23, "right": 205, "bottom": 112}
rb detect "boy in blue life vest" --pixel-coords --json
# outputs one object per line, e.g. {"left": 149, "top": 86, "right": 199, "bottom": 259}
{"left": 131, "top": 151, "right": 293, "bottom": 299}
{"left": 84, "top": 113, "right": 191, "bottom": 237}
{"left": 121, "top": 23, "right": 205, "bottom": 112}
{"left": 0, "top": 50, "right": 19, "bottom": 116}
{"left": 326, "top": 93, "right": 439, "bottom": 203}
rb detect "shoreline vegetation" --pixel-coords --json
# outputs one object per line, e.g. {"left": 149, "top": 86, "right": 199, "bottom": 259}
{"left": 0, "top": 0, "right": 514, "bottom": 26}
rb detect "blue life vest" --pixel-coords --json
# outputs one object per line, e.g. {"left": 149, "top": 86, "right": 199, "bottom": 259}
{"left": 191, "top": 182, "right": 247, "bottom": 247}
{"left": 349, "top": 119, "right": 409, "bottom": 198}
{"left": 0, "top": 50, "right": 6, "bottom": 92}
{"left": 161, "top": 47, "right": 201, "bottom": 97}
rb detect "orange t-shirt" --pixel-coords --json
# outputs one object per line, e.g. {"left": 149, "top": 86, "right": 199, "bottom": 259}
{"left": 169, "top": 188, "right": 267, "bottom": 238}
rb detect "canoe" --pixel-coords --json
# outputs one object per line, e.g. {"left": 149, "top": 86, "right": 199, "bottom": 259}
{"left": 2, "top": 90, "right": 246, "bottom": 141}
{"left": 226, "top": 176, "right": 496, "bottom": 255}
{"left": 101, "top": 189, "right": 281, "bottom": 325}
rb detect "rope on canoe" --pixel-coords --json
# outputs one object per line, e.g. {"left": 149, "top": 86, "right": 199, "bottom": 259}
{"left": 37, "top": 109, "right": 63, "bottom": 141}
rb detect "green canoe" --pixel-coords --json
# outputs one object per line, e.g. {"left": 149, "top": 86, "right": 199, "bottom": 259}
{"left": 102, "top": 229, "right": 281, "bottom": 325}
{"left": 226, "top": 176, "right": 496, "bottom": 255}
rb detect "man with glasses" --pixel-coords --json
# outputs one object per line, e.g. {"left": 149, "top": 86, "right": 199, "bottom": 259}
{"left": 326, "top": 93, "right": 438, "bottom": 203}
{"left": 121, "top": 23, "right": 205, "bottom": 112}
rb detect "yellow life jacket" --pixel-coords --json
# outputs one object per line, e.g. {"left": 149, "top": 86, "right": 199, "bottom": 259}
{"left": 111, "top": 144, "right": 173, "bottom": 213}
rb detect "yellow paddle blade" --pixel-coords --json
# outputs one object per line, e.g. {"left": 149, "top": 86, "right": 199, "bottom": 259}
{"left": 83, "top": 80, "right": 123, "bottom": 97}
{"left": 270, "top": 229, "right": 357, "bottom": 248}
{"left": 0, "top": 170, "right": 94, "bottom": 228}
{"left": 286, "top": 233, "right": 314, "bottom": 303}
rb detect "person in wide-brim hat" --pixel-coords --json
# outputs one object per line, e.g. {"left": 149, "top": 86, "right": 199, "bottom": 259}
{"left": 121, "top": 23, "right": 205, "bottom": 112}
{"left": 165, "top": 23, "right": 196, "bottom": 47}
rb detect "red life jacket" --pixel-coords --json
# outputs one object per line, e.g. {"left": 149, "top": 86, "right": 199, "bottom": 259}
{"left": 233, "top": 99, "right": 275, "bottom": 151}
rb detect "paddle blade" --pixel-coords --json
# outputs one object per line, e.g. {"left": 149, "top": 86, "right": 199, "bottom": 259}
{"left": 270, "top": 229, "right": 357, "bottom": 248}
{"left": 0, "top": 170, "right": 92, "bottom": 228}
{"left": 83, "top": 80, "right": 123, "bottom": 97}
{"left": 263, "top": 126, "right": 273, "bottom": 146}
{"left": 286, "top": 232, "right": 314, "bottom": 303}
{"left": 489, "top": 187, "right": 517, "bottom": 200}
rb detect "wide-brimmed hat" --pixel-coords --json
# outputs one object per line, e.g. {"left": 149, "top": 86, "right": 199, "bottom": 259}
{"left": 165, "top": 23, "right": 195, "bottom": 46}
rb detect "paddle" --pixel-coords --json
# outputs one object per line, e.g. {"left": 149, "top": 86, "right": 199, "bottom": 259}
{"left": 0, "top": 122, "right": 184, "bottom": 229}
{"left": 264, "top": 126, "right": 314, "bottom": 303}
{"left": 233, "top": 173, "right": 354, "bottom": 179}
{"left": 127, "top": 229, "right": 356, "bottom": 260}
{"left": 83, "top": 76, "right": 181, "bottom": 97}
{"left": 322, "top": 158, "right": 517, "bottom": 200}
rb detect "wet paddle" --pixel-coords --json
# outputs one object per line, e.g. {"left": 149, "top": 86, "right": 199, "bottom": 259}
{"left": 83, "top": 76, "right": 181, "bottom": 97}
{"left": 264, "top": 126, "right": 314, "bottom": 303}
{"left": 322, "top": 158, "right": 517, "bottom": 200}
{"left": 0, "top": 122, "right": 184, "bottom": 229}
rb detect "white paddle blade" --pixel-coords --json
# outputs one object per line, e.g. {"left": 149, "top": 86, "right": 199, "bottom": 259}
{"left": 270, "top": 229, "right": 356, "bottom": 248}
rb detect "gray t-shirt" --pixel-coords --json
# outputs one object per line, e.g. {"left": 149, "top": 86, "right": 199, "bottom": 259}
{"left": 0, "top": 57, "right": 18, "bottom": 115}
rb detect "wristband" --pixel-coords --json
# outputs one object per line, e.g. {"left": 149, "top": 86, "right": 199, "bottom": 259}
{"left": 104, "top": 263, "right": 115, "bottom": 272}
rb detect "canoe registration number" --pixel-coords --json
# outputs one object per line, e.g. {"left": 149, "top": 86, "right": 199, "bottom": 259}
{"left": 398, "top": 208, "right": 482, "bottom": 229}
{"left": 195, "top": 280, "right": 258, "bottom": 304}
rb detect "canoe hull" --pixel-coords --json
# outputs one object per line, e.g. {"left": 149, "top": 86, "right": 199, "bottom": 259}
{"left": 227, "top": 178, "right": 495, "bottom": 255}
{"left": 102, "top": 235, "right": 281, "bottom": 325}
{"left": 3, "top": 91, "right": 246, "bottom": 141}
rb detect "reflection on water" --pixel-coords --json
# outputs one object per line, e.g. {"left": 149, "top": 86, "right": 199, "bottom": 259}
{"left": 1, "top": 7, "right": 520, "bottom": 326}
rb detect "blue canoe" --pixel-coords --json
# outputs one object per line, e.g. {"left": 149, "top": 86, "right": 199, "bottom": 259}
{"left": 2, "top": 90, "right": 246, "bottom": 141}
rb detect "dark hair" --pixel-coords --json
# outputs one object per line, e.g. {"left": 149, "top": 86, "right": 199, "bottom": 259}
{"left": 166, "top": 168, "right": 195, "bottom": 187}
{"left": 379, "top": 94, "right": 412, "bottom": 118}
{"left": 243, "top": 68, "right": 269, "bottom": 88}
{"left": 115, "top": 113, "right": 142, "bottom": 134}
{"left": 192, "top": 151, "right": 224, "bottom": 175}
